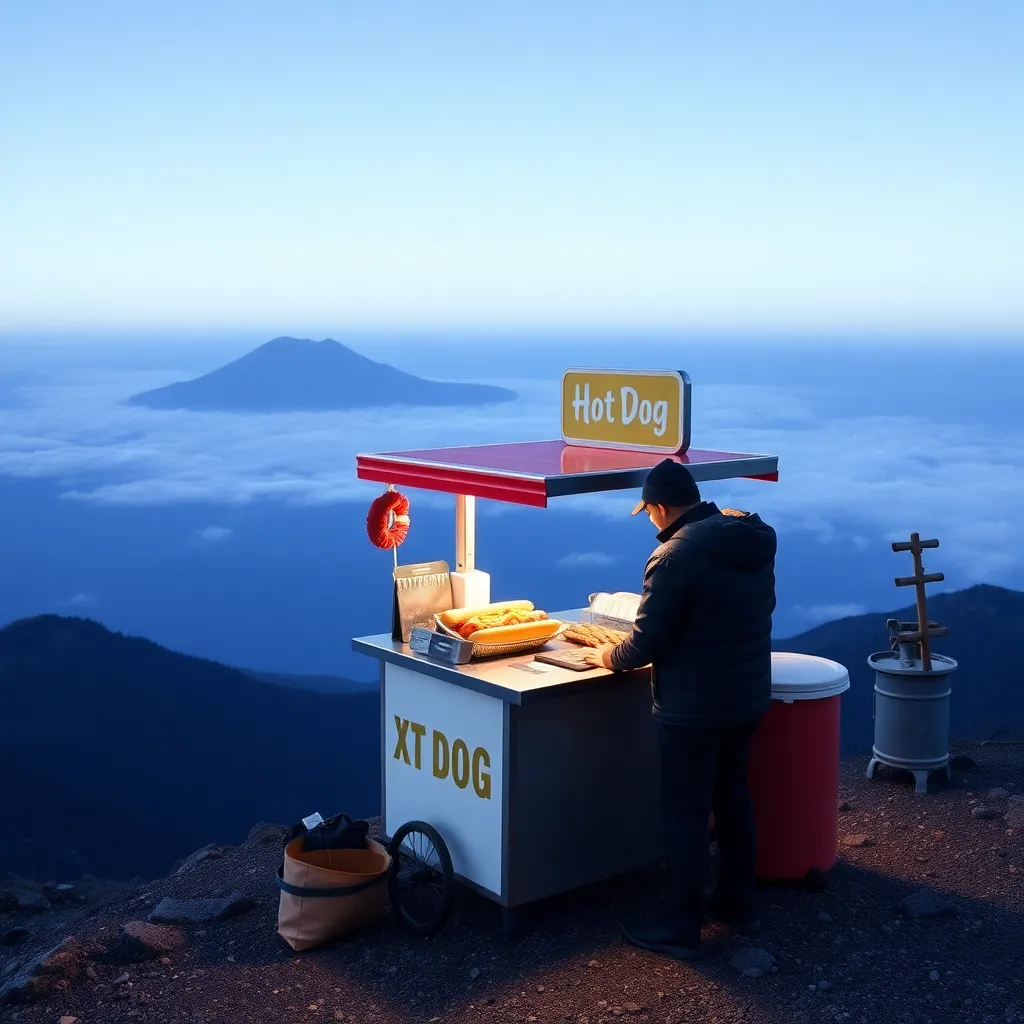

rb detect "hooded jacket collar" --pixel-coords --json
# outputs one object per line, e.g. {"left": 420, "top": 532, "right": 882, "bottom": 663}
{"left": 656, "top": 501, "right": 720, "bottom": 544}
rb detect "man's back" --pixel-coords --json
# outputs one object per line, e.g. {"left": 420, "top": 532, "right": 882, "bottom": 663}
{"left": 610, "top": 502, "right": 776, "bottom": 727}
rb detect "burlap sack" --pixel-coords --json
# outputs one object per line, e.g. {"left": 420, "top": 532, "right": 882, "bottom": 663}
{"left": 276, "top": 837, "right": 391, "bottom": 951}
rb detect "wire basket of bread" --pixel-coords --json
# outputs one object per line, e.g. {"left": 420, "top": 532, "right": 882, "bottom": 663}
{"left": 435, "top": 601, "right": 565, "bottom": 659}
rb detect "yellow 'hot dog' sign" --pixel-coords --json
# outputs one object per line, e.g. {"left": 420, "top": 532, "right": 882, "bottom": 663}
{"left": 561, "top": 369, "right": 691, "bottom": 453}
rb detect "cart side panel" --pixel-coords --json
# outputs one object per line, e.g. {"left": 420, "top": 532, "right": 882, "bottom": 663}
{"left": 506, "top": 673, "right": 662, "bottom": 907}
{"left": 500, "top": 700, "right": 512, "bottom": 906}
{"left": 383, "top": 663, "right": 506, "bottom": 897}
{"left": 379, "top": 661, "right": 387, "bottom": 839}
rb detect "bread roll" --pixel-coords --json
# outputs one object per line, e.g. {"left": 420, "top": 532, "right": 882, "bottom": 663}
{"left": 467, "top": 619, "right": 562, "bottom": 645}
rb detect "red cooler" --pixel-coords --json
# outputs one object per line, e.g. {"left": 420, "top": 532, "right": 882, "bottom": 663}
{"left": 747, "top": 652, "right": 850, "bottom": 881}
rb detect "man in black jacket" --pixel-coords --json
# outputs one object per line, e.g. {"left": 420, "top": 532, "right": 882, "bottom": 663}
{"left": 581, "top": 458, "right": 777, "bottom": 960}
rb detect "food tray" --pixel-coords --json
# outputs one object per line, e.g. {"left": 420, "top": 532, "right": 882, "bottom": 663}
{"left": 434, "top": 616, "right": 566, "bottom": 660}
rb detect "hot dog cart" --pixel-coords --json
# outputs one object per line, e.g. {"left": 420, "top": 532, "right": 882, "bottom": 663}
{"left": 352, "top": 412, "right": 779, "bottom": 935}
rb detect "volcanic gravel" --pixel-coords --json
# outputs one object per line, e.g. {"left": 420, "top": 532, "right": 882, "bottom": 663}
{"left": 3, "top": 740, "right": 1023, "bottom": 1024}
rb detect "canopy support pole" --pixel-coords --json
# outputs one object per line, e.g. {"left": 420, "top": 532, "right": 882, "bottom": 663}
{"left": 455, "top": 494, "right": 476, "bottom": 573}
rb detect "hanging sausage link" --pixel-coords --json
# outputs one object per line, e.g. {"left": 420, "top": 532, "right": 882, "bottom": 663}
{"left": 366, "top": 488, "right": 410, "bottom": 550}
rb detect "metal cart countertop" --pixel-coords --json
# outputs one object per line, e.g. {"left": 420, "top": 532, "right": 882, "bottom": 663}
{"left": 352, "top": 608, "right": 646, "bottom": 706}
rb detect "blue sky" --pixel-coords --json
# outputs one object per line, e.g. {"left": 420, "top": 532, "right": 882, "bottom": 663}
{"left": 2, "top": 1, "right": 1022, "bottom": 333}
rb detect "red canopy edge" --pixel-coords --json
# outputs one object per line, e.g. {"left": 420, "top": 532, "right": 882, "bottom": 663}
{"left": 356, "top": 439, "right": 778, "bottom": 509}
{"left": 358, "top": 455, "right": 549, "bottom": 507}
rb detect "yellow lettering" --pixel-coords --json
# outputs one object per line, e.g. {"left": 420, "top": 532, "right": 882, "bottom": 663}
{"left": 472, "top": 746, "right": 491, "bottom": 800}
{"left": 393, "top": 716, "right": 411, "bottom": 764}
{"left": 402, "top": 721, "right": 493, "bottom": 799}
{"left": 410, "top": 722, "right": 426, "bottom": 770}
{"left": 432, "top": 729, "right": 450, "bottom": 779}
{"left": 451, "top": 739, "right": 470, "bottom": 790}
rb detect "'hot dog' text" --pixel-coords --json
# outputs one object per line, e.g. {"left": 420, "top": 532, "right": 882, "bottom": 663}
{"left": 571, "top": 383, "right": 669, "bottom": 437}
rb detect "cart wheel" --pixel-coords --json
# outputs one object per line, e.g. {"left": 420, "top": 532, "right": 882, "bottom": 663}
{"left": 388, "top": 820, "right": 455, "bottom": 936}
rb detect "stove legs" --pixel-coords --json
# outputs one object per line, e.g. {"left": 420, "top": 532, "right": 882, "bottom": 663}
{"left": 866, "top": 757, "right": 952, "bottom": 794}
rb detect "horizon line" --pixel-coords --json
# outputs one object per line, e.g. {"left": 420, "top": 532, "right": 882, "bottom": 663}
{"left": 2, "top": 325, "right": 1023, "bottom": 344}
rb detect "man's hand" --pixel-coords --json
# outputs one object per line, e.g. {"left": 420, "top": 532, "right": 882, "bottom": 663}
{"left": 581, "top": 643, "right": 617, "bottom": 670}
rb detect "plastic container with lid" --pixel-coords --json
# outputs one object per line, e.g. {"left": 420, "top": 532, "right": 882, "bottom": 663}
{"left": 746, "top": 652, "right": 851, "bottom": 883}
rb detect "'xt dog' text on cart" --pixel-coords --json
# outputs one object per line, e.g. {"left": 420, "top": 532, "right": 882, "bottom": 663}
{"left": 393, "top": 715, "right": 492, "bottom": 800}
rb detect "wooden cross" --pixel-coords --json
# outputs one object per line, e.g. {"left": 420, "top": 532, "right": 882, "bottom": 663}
{"left": 891, "top": 532, "right": 948, "bottom": 671}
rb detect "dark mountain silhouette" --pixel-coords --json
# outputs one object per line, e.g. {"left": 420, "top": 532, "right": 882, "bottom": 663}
{"left": 776, "top": 583, "right": 1024, "bottom": 755}
{"left": 3, "top": 585, "right": 1018, "bottom": 882}
{"left": 0, "top": 615, "right": 379, "bottom": 882}
{"left": 243, "top": 668, "right": 377, "bottom": 695}
{"left": 126, "top": 336, "right": 516, "bottom": 412}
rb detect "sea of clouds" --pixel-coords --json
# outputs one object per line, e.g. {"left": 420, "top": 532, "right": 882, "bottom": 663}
{"left": 2, "top": 354, "right": 1023, "bottom": 599}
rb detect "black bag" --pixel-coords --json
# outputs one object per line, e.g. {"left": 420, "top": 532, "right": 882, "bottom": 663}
{"left": 285, "top": 812, "right": 369, "bottom": 852}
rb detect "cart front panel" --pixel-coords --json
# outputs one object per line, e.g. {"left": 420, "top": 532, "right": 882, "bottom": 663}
{"left": 384, "top": 663, "right": 505, "bottom": 897}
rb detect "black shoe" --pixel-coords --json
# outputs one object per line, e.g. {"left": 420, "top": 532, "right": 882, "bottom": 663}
{"left": 622, "top": 920, "right": 702, "bottom": 961}
{"left": 705, "top": 895, "right": 761, "bottom": 936}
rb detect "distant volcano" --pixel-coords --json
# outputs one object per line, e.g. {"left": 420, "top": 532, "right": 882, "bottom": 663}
{"left": 126, "top": 337, "right": 517, "bottom": 412}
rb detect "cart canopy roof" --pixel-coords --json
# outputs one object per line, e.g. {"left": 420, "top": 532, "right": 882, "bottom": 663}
{"left": 356, "top": 439, "right": 778, "bottom": 508}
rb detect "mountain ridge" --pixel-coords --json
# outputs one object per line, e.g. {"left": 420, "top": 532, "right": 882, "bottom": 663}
{"left": 3, "top": 582, "right": 1022, "bottom": 881}
{"left": 0, "top": 613, "right": 379, "bottom": 881}
{"left": 126, "top": 336, "right": 517, "bottom": 412}
{"left": 773, "top": 582, "right": 1024, "bottom": 753}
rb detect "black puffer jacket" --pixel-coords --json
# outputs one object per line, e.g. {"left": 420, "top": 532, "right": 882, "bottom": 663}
{"left": 609, "top": 501, "right": 777, "bottom": 728}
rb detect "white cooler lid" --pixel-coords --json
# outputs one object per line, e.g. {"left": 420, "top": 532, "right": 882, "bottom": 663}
{"left": 771, "top": 652, "right": 850, "bottom": 701}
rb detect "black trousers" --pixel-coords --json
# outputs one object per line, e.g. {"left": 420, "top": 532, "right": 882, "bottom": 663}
{"left": 658, "top": 716, "right": 762, "bottom": 931}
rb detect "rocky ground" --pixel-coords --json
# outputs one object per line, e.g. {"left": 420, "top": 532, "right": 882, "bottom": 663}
{"left": 2, "top": 740, "right": 1023, "bottom": 1024}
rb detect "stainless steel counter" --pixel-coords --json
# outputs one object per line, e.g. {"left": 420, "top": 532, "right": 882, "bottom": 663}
{"left": 351, "top": 608, "right": 642, "bottom": 705}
